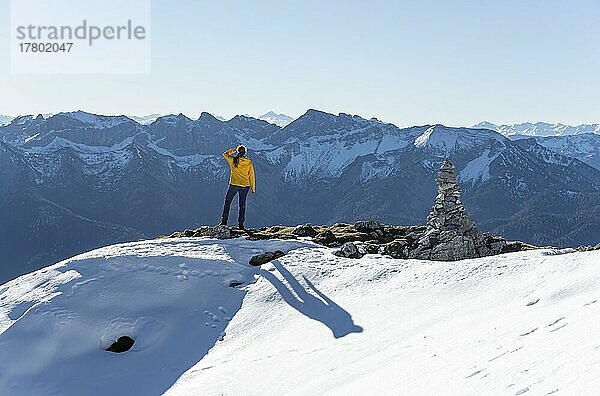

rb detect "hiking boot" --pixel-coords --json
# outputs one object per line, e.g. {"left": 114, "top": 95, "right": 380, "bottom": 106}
{"left": 238, "top": 224, "right": 245, "bottom": 231}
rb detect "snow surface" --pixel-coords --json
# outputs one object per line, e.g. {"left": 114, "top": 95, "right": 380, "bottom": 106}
{"left": 1, "top": 238, "right": 600, "bottom": 395}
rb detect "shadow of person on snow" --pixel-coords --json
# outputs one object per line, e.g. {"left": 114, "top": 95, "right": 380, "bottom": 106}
{"left": 258, "top": 260, "right": 363, "bottom": 338}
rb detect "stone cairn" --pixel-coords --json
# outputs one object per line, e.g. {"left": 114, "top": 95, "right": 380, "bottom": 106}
{"left": 410, "top": 160, "right": 506, "bottom": 260}
{"left": 427, "top": 160, "right": 476, "bottom": 234}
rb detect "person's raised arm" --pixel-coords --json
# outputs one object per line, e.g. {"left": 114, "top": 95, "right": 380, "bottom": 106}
{"left": 223, "top": 148, "right": 237, "bottom": 158}
{"left": 223, "top": 148, "right": 236, "bottom": 164}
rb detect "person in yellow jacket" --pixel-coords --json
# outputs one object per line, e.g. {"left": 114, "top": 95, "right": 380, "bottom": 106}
{"left": 220, "top": 145, "right": 255, "bottom": 229}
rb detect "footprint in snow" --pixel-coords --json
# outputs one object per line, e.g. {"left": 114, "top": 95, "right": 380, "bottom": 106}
{"left": 546, "top": 317, "right": 565, "bottom": 327}
{"left": 520, "top": 328, "right": 538, "bottom": 337}
{"left": 465, "top": 369, "right": 485, "bottom": 379}
{"left": 515, "top": 387, "right": 529, "bottom": 395}
{"left": 526, "top": 299, "right": 540, "bottom": 306}
{"left": 549, "top": 323, "right": 567, "bottom": 332}
{"left": 583, "top": 300, "right": 597, "bottom": 306}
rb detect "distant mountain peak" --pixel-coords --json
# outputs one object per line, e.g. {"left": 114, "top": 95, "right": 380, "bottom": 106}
{"left": 259, "top": 111, "right": 294, "bottom": 127}
{"left": 0, "top": 115, "right": 14, "bottom": 126}
{"left": 197, "top": 112, "right": 223, "bottom": 126}
{"left": 473, "top": 121, "right": 498, "bottom": 130}
{"left": 54, "top": 111, "right": 133, "bottom": 129}
{"left": 129, "top": 114, "right": 162, "bottom": 125}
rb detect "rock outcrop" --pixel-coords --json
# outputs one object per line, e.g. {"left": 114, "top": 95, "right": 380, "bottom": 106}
{"left": 168, "top": 161, "right": 536, "bottom": 261}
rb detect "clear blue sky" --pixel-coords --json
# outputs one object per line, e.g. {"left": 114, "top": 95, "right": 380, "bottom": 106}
{"left": 0, "top": 0, "right": 598, "bottom": 126}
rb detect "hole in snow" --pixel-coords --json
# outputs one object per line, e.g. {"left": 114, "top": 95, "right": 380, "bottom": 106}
{"left": 105, "top": 336, "right": 135, "bottom": 353}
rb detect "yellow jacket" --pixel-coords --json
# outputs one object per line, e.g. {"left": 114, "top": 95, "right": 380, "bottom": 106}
{"left": 223, "top": 148, "right": 256, "bottom": 192}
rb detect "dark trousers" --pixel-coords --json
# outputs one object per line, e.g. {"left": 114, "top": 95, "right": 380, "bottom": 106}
{"left": 221, "top": 184, "right": 250, "bottom": 226}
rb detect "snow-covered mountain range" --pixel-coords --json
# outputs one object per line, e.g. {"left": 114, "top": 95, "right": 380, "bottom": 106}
{"left": 474, "top": 121, "right": 600, "bottom": 137}
{"left": 1, "top": 237, "right": 599, "bottom": 394}
{"left": 510, "top": 133, "right": 600, "bottom": 172}
{"left": 1, "top": 110, "right": 600, "bottom": 282}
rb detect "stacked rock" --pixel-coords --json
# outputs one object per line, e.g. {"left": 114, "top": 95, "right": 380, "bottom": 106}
{"left": 426, "top": 160, "right": 476, "bottom": 234}
{"left": 410, "top": 160, "right": 506, "bottom": 261}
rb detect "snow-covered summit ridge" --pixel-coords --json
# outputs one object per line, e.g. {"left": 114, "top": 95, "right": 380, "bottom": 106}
{"left": 59, "top": 111, "right": 134, "bottom": 129}
{"left": 415, "top": 124, "right": 506, "bottom": 151}
{"left": 1, "top": 238, "right": 600, "bottom": 395}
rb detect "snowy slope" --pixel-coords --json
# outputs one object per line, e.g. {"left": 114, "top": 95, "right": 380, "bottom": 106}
{"left": 1, "top": 238, "right": 600, "bottom": 395}
{"left": 0, "top": 238, "right": 309, "bottom": 395}
{"left": 168, "top": 246, "right": 600, "bottom": 395}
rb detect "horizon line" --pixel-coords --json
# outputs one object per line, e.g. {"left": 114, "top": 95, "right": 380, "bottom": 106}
{"left": 2, "top": 108, "right": 599, "bottom": 130}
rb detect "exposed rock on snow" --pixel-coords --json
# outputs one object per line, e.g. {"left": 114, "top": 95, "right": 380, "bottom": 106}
{"left": 353, "top": 220, "right": 384, "bottom": 232}
{"left": 333, "top": 242, "right": 361, "bottom": 259}
{"left": 577, "top": 243, "right": 600, "bottom": 252}
{"left": 175, "top": 225, "right": 245, "bottom": 240}
{"left": 249, "top": 251, "right": 286, "bottom": 266}
{"left": 292, "top": 223, "right": 318, "bottom": 237}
